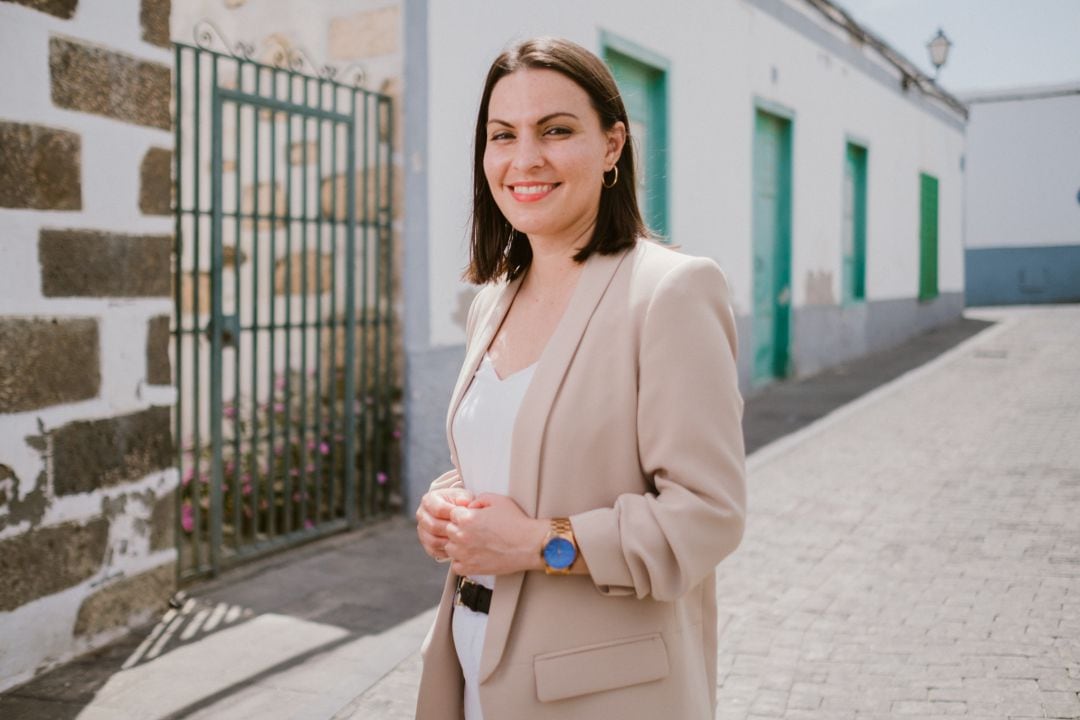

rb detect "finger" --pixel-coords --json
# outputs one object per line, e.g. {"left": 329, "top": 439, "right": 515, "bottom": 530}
{"left": 448, "top": 490, "right": 475, "bottom": 506}
{"left": 418, "top": 512, "right": 450, "bottom": 538}
{"left": 422, "top": 494, "right": 455, "bottom": 520}
{"left": 417, "top": 525, "right": 445, "bottom": 547}
{"left": 449, "top": 506, "right": 472, "bottom": 524}
{"left": 417, "top": 529, "right": 443, "bottom": 557}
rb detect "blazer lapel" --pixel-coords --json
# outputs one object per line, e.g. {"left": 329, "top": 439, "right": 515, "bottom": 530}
{"left": 445, "top": 275, "right": 524, "bottom": 468}
{"left": 479, "top": 247, "right": 631, "bottom": 683}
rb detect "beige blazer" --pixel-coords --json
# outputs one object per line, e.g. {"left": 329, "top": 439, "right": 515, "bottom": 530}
{"left": 416, "top": 239, "right": 747, "bottom": 719}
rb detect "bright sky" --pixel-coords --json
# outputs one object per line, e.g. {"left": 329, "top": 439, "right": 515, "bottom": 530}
{"left": 832, "top": 0, "right": 1080, "bottom": 93}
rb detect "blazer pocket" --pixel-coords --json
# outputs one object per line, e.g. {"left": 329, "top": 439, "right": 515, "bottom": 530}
{"left": 533, "top": 633, "right": 669, "bottom": 703}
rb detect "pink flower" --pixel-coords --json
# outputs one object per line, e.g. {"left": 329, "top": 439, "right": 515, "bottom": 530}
{"left": 181, "top": 503, "right": 194, "bottom": 533}
{"left": 274, "top": 375, "right": 286, "bottom": 391}
{"left": 376, "top": 471, "right": 388, "bottom": 486}
{"left": 274, "top": 444, "right": 284, "bottom": 456}
{"left": 305, "top": 464, "right": 315, "bottom": 474}
{"left": 274, "top": 402, "right": 286, "bottom": 413}
{"left": 242, "top": 482, "right": 252, "bottom": 496}
{"left": 224, "top": 404, "right": 236, "bottom": 419}
{"left": 319, "top": 442, "right": 330, "bottom": 455}
{"left": 182, "top": 467, "right": 195, "bottom": 486}
{"left": 304, "top": 519, "right": 314, "bottom": 529}
{"left": 307, "top": 439, "right": 316, "bottom": 451}
{"left": 391, "top": 428, "right": 402, "bottom": 440}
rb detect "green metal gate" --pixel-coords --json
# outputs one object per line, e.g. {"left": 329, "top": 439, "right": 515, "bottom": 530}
{"left": 173, "top": 34, "right": 397, "bottom": 581}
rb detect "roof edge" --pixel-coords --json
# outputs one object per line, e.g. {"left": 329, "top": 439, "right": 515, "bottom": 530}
{"left": 959, "top": 80, "right": 1080, "bottom": 104}
{"left": 800, "top": 0, "right": 969, "bottom": 120}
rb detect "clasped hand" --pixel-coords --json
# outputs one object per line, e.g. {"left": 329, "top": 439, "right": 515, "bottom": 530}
{"left": 416, "top": 483, "right": 546, "bottom": 576}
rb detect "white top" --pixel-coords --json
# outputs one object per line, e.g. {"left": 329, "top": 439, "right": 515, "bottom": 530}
{"left": 450, "top": 353, "right": 537, "bottom": 720}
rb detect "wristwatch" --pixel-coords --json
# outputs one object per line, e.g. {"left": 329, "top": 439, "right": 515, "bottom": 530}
{"left": 540, "top": 518, "right": 577, "bottom": 575}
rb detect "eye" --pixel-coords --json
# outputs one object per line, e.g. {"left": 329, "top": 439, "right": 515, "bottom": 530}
{"left": 544, "top": 126, "right": 572, "bottom": 137}
{"left": 489, "top": 131, "right": 514, "bottom": 142}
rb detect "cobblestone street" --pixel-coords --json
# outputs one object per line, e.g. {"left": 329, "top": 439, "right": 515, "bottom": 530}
{"left": 346, "top": 306, "right": 1080, "bottom": 719}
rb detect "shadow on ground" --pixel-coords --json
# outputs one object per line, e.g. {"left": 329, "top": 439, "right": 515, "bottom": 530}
{"left": 0, "top": 517, "right": 446, "bottom": 720}
{"left": 742, "top": 317, "right": 994, "bottom": 454}
{"left": 0, "top": 315, "right": 995, "bottom": 719}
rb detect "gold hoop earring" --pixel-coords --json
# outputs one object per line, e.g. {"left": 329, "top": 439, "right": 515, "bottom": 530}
{"left": 602, "top": 165, "right": 619, "bottom": 189}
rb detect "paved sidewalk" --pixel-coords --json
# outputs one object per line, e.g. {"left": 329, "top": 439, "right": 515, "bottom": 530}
{"left": 344, "top": 306, "right": 1080, "bottom": 718}
{"left": 5, "top": 308, "right": 1078, "bottom": 719}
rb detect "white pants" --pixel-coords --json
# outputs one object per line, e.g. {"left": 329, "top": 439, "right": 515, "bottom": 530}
{"left": 451, "top": 600, "right": 487, "bottom": 720}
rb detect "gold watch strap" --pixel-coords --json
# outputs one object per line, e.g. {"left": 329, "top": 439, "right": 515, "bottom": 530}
{"left": 551, "top": 518, "right": 572, "bottom": 536}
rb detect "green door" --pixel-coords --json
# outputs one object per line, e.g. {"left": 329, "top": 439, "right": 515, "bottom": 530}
{"left": 604, "top": 48, "right": 668, "bottom": 238}
{"left": 752, "top": 110, "right": 793, "bottom": 382}
{"left": 919, "top": 172, "right": 939, "bottom": 300}
{"left": 843, "top": 143, "right": 868, "bottom": 303}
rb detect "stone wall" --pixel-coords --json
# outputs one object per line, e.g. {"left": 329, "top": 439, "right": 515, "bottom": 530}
{"left": 0, "top": 0, "right": 176, "bottom": 692}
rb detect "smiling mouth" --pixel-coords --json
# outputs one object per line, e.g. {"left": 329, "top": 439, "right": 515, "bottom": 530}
{"left": 509, "top": 183, "right": 560, "bottom": 201}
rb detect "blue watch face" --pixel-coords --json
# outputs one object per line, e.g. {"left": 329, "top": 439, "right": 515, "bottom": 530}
{"left": 543, "top": 537, "right": 576, "bottom": 570}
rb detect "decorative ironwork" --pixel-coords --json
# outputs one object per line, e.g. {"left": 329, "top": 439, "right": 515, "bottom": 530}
{"left": 190, "top": 20, "right": 365, "bottom": 85}
{"left": 193, "top": 19, "right": 254, "bottom": 60}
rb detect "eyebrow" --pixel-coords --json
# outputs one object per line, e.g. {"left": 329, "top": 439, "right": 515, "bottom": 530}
{"left": 487, "top": 112, "right": 580, "bottom": 127}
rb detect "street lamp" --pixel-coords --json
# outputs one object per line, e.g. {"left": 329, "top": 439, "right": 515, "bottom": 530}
{"left": 926, "top": 28, "right": 952, "bottom": 80}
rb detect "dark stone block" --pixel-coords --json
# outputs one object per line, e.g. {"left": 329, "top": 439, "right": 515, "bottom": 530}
{"left": 39, "top": 229, "right": 171, "bottom": 297}
{"left": 148, "top": 490, "right": 173, "bottom": 551}
{"left": 74, "top": 562, "right": 174, "bottom": 636}
{"left": 0, "top": 0, "right": 78, "bottom": 19}
{"left": 146, "top": 315, "right": 170, "bottom": 385}
{"left": 0, "top": 121, "right": 81, "bottom": 210}
{"left": 139, "top": 0, "right": 170, "bottom": 48}
{"left": 139, "top": 146, "right": 171, "bottom": 216}
{"left": 53, "top": 406, "right": 173, "bottom": 495}
{"left": 0, "top": 317, "right": 99, "bottom": 413}
{"left": 50, "top": 37, "right": 171, "bottom": 131}
{"left": 0, "top": 519, "right": 108, "bottom": 612}
{"left": 0, "top": 464, "right": 48, "bottom": 534}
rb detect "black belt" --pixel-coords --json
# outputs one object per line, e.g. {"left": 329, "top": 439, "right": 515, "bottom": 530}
{"left": 456, "top": 577, "right": 492, "bottom": 614}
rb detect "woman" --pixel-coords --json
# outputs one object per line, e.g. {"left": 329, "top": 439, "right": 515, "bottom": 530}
{"left": 415, "top": 37, "right": 746, "bottom": 719}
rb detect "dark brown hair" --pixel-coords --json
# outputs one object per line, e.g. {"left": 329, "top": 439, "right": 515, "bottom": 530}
{"left": 466, "top": 37, "right": 648, "bottom": 284}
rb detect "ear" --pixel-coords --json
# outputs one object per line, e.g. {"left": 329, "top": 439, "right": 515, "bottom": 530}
{"left": 604, "top": 120, "right": 627, "bottom": 168}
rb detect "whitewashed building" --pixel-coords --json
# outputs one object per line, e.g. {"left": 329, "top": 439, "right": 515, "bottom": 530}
{"left": 0, "top": 0, "right": 969, "bottom": 689}
{"left": 961, "top": 82, "right": 1080, "bottom": 306}
{"left": 402, "top": 0, "right": 969, "bottom": 503}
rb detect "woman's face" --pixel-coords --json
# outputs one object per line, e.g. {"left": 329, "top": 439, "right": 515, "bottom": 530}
{"left": 483, "top": 69, "right": 625, "bottom": 249}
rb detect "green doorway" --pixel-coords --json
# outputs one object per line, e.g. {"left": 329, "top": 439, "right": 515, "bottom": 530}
{"left": 603, "top": 39, "right": 668, "bottom": 239}
{"left": 843, "top": 142, "right": 868, "bottom": 303}
{"left": 752, "top": 108, "right": 793, "bottom": 382}
{"left": 918, "top": 172, "right": 939, "bottom": 301}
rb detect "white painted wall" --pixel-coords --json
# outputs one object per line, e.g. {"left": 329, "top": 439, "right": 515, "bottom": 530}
{"left": 0, "top": 0, "right": 176, "bottom": 691}
{"left": 963, "top": 84, "right": 1080, "bottom": 250}
{"left": 424, "top": 0, "right": 966, "bottom": 347}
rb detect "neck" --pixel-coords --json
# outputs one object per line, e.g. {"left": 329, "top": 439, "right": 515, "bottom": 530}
{"left": 524, "top": 223, "right": 593, "bottom": 291}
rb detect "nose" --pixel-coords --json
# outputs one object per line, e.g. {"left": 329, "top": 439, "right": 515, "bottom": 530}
{"left": 510, "top": 134, "right": 544, "bottom": 172}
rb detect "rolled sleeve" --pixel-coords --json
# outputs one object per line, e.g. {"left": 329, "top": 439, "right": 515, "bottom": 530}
{"left": 571, "top": 257, "right": 747, "bottom": 601}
